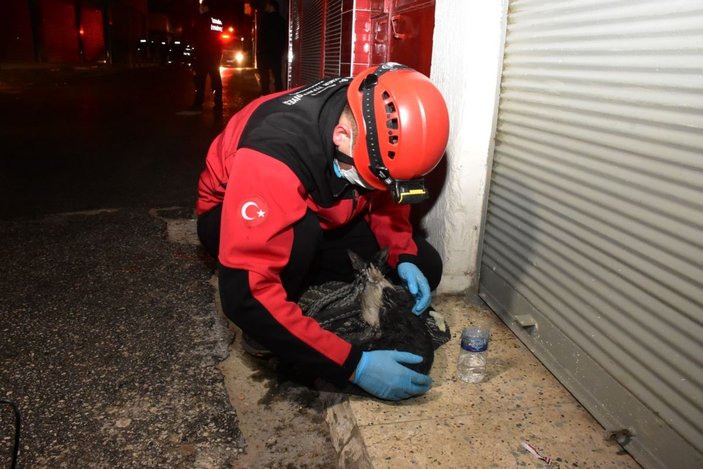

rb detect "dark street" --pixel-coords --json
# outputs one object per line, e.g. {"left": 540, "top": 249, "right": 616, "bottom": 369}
{"left": 0, "top": 64, "right": 256, "bottom": 467}
{"left": 0, "top": 65, "right": 255, "bottom": 219}
{"left": 0, "top": 66, "right": 338, "bottom": 467}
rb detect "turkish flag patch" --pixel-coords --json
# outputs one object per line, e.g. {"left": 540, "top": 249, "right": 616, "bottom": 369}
{"left": 239, "top": 196, "right": 268, "bottom": 227}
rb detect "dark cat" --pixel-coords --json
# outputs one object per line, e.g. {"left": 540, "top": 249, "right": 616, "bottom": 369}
{"left": 299, "top": 248, "right": 450, "bottom": 374}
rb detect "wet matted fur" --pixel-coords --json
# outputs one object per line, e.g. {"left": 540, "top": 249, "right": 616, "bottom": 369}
{"left": 299, "top": 249, "right": 451, "bottom": 375}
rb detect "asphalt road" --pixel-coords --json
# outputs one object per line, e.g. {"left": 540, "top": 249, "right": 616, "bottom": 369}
{"left": 0, "top": 65, "right": 238, "bottom": 219}
{"left": 0, "top": 65, "right": 338, "bottom": 468}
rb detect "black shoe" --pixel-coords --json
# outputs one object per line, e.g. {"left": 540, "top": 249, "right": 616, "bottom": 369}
{"left": 242, "top": 334, "right": 273, "bottom": 358}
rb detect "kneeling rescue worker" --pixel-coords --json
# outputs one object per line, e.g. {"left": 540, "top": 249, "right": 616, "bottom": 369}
{"left": 196, "top": 62, "right": 450, "bottom": 401}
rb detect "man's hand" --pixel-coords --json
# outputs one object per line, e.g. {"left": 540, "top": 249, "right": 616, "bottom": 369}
{"left": 397, "top": 262, "right": 431, "bottom": 314}
{"left": 351, "top": 350, "right": 432, "bottom": 401}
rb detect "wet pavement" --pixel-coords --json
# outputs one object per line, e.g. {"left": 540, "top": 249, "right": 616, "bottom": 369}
{"left": 0, "top": 65, "right": 337, "bottom": 468}
{"left": 0, "top": 207, "right": 242, "bottom": 467}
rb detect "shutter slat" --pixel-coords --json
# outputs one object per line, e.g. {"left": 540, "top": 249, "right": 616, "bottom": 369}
{"left": 300, "top": 0, "right": 324, "bottom": 83}
{"left": 323, "top": 0, "right": 343, "bottom": 77}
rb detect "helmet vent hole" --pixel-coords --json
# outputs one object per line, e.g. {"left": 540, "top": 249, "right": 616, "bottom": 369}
{"left": 385, "top": 102, "right": 396, "bottom": 114}
{"left": 389, "top": 135, "right": 398, "bottom": 144}
{"left": 386, "top": 118, "right": 398, "bottom": 129}
{"left": 388, "top": 151, "right": 396, "bottom": 159}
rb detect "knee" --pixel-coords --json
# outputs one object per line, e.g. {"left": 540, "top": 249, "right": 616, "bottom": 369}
{"left": 414, "top": 237, "right": 443, "bottom": 291}
{"left": 197, "top": 205, "right": 222, "bottom": 260}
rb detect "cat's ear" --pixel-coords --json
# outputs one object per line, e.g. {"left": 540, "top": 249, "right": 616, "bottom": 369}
{"left": 348, "top": 250, "right": 366, "bottom": 271}
{"left": 375, "top": 247, "right": 389, "bottom": 266}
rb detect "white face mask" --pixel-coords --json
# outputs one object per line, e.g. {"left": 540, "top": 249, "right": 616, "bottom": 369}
{"left": 333, "top": 125, "right": 375, "bottom": 190}
{"left": 333, "top": 160, "right": 375, "bottom": 190}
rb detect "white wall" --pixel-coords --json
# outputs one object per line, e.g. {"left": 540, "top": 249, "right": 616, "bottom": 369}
{"left": 426, "top": 0, "right": 508, "bottom": 294}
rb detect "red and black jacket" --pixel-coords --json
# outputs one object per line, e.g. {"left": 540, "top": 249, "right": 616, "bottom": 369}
{"left": 196, "top": 78, "right": 421, "bottom": 385}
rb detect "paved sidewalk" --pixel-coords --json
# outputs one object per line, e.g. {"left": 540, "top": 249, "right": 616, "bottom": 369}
{"left": 321, "top": 295, "right": 642, "bottom": 469}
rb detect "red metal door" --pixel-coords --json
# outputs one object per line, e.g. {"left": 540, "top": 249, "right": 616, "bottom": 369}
{"left": 388, "top": 0, "right": 435, "bottom": 76}
{"left": 370, "top": 0, "right": 436, "bottom": 76}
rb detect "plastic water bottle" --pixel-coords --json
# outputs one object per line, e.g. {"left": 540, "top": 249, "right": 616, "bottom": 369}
{"left": 457, "top": 326, "right": 490, "bottom": 383}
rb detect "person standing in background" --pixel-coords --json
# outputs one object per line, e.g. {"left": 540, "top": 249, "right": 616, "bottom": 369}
{"left": 191, "top": 0, "right": 223, "bottom": 111}
{"left": 256, "top": 0, "right": 287, "bottom": 94}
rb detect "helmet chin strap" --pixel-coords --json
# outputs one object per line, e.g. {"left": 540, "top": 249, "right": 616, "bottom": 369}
{"left": 333, "top": 128, "right": 374, "bottom": 191}
{"left": 333, "top": 147, "right": 354, "bottom": 166}
{"left": 358, "top": 63, "right": 429, "bottom": 204}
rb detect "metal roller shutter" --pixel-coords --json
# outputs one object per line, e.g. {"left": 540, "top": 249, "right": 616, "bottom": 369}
{"left": 323, "top": 0, "right": 343, "bottom": 77}
{"left": 479, "top": 1, "right": 703, "bottom": 468}
{"left": 300, "top": 0, "right": 324, "bottom": 84}
{"left": 288, "top": 0, "right": 300, "bottom": 87}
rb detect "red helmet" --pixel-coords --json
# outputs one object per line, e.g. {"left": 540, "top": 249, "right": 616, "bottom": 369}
{"left": 347, "top": 63, "right": 449, "bottom": 200}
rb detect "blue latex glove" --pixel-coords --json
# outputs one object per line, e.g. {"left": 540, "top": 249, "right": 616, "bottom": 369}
{"left": 397, "top": 262, "right": 431, "bottom": 314}
{"left": 352, "top": 350, "right": 432, "bottom": 401}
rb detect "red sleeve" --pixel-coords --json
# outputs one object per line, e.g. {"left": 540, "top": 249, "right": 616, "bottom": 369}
{"left": 196, "top": 132, "right": 229, "bottom": 215}
{"left": 365, "top": 191, "right": 418, "bottom": 267}
{"left": 195, "top": 98, "right": 261, "bottom": 216}
{"left": 218, "top": 149, "right": 362, "bottom": 383}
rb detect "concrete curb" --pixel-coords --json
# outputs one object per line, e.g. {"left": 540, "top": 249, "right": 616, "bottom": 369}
{"left": 318, "top": 385, "right": 374, "bottom": 469}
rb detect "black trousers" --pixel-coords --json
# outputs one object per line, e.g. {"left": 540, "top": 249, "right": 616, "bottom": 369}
{"left": 197, "top": 204, "right": 443, "bottom": 300}
{"left": 193, "top": 56, "right": 222, "bottom": 106}
{"left": 257, "top": 54, "right": 283, "bottom": 94}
